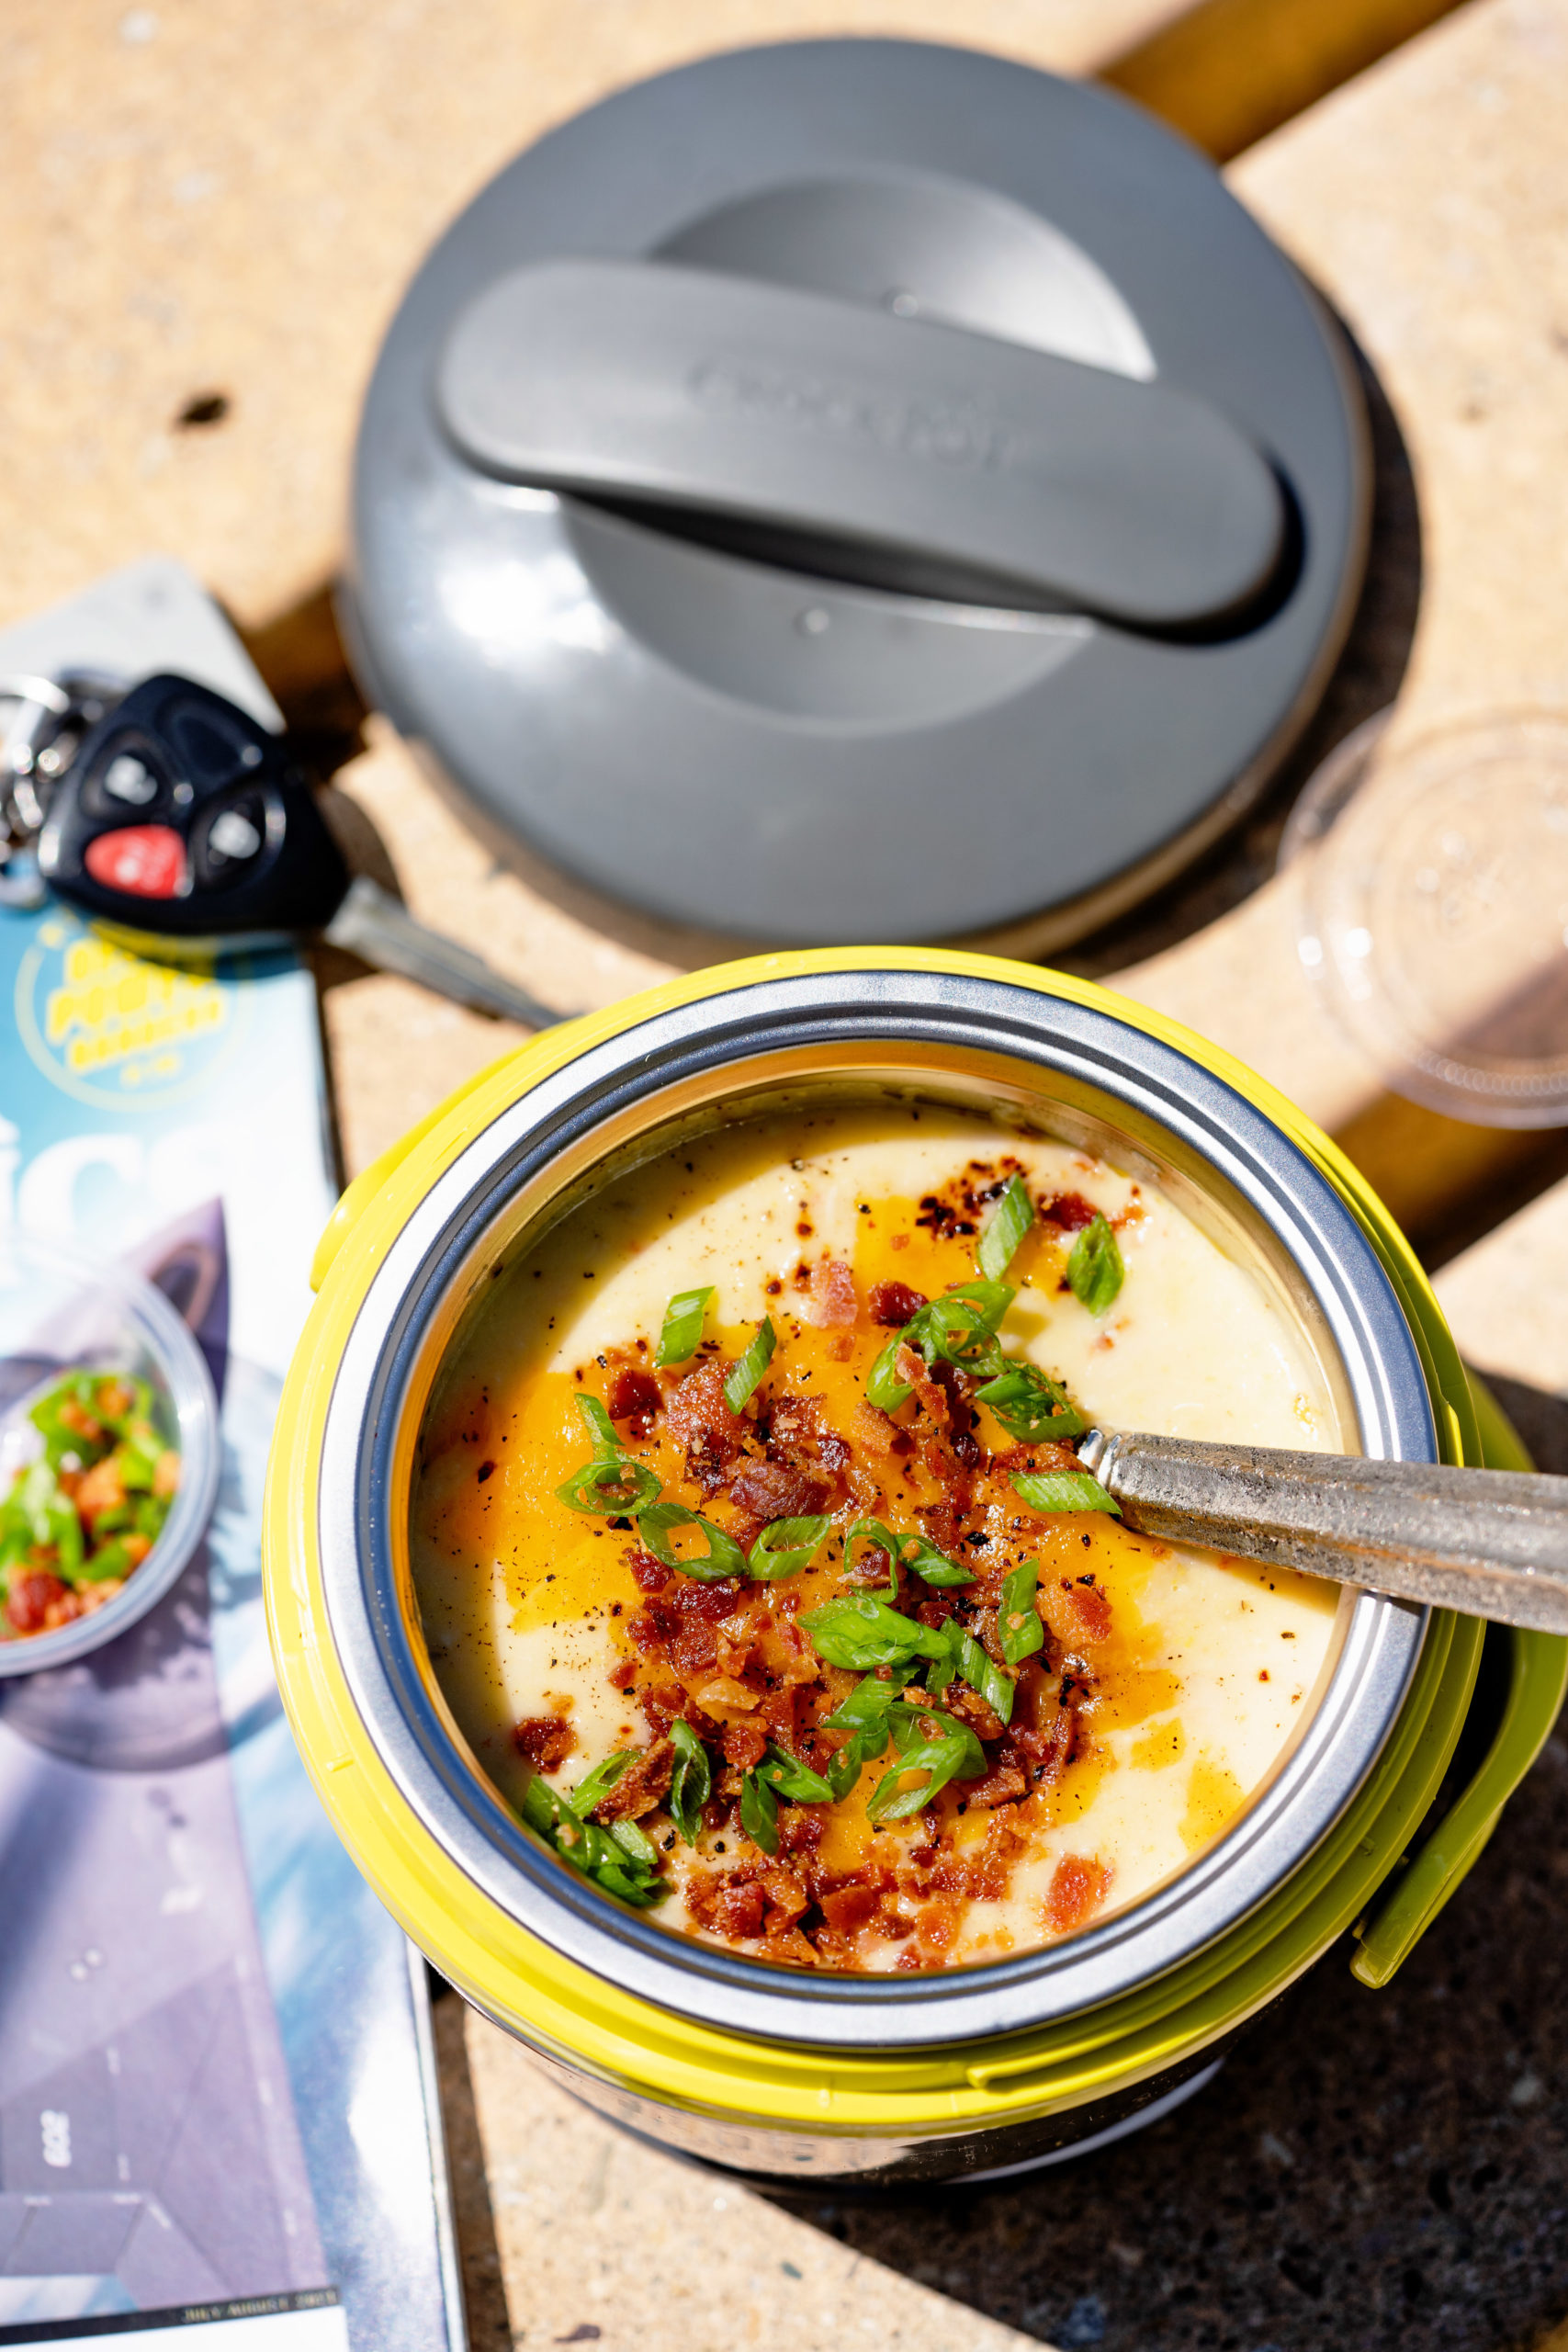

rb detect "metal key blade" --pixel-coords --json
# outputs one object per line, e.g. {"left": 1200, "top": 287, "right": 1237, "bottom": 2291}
{"left": 322, "top": 876, "right": 568, "bottom": 1030}
{"left": 1076, "top": 1426, "right": 1568, "bottom": 1634}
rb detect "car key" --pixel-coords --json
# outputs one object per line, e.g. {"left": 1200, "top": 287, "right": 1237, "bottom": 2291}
{"left": 30, "top": 672, "right": 567, "bottom": 1029}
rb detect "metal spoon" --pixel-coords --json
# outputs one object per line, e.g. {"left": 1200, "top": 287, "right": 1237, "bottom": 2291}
{"left": 1074, "top": 1428, "right": 1568, "bottom": 1634}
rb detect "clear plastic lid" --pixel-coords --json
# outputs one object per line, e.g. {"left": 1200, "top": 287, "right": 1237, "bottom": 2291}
{"left": 1279, "top": 707, "right": 1568, "bottom": 1128}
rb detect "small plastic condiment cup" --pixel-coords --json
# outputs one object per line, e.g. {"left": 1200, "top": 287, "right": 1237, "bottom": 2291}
{"left": 0, "top": 1235, "right": 221, "bottom": 1676}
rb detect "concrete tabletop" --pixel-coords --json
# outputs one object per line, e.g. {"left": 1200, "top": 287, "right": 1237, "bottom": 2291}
{"left": 6, "top": 0, "right": 1568, "bottom": 2345}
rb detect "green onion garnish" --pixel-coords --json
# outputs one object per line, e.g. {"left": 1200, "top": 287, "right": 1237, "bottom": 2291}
{"left": 555, "top": 1455, "right": 663, "bottom": 1516}
{"left": 975, "top": 1362, "right": 1087, "bottom": 1444}
{"left": 655, "top": 1285, "right": 715, "bottom": 1368}
{"left": 800, "top": 1594, "right": 951, "bottom": 1672}
{"left": 864, "top": 1282, "right": 1014, "bottom": 1411}
{"left": 566, "top": 1747, "right": 637, "bottom": 1818}
{"left": 943, "top": 1623, "right": 1015, "bottom": 1724}
{"left": 976, "top": 1174, "right": 1034, "bottom": 1282}
{"left": 635, "top": 1500, "right": 747, "bottom": 1580}
{"left": 668, "top": 1719, "right": 711, "bottom": 1846}
{"left": 555, "top": 1392, "right": 664, "bottom": 1515}
{"left": 865, "top": 1707, "right": 987, "bottom": 1822}
{"left": 1066, "top": 1213, "right": 1124, "bottom": 1317}
{"left": 521, "top": 1773, "right": 664, "bottom": 1908}
{"left": 748, "top": 1514, "right": 831, "bottom": 1581}
{"left": 723, "top": 1318, "right": 777, "bottom": 1414}
{"left": 998, "top": 1560, "right": 1044, "bottom": 1665}
{"left": 756, "top": 1744, "right": 835, "bottom": 1805}
{"left": 819, "top": 1671, "right": 915, "bottom": 1798}
{"left": 1012, "top": 1469, "right": 1122, "bottom": 1518}
{"left": 739, "top": 1767, "right": 779, "bottom": 1855}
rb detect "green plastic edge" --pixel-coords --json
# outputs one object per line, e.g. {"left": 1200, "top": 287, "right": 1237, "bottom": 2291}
{"left": 1350, "top": 1371, "right": 1568, "bottom": 1989}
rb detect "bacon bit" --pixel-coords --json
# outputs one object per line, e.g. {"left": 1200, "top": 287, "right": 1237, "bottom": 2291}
{"left": 987, "top": 1441, "right": 1082, "bottom": 1481}
{"left": 691, "top": 1862, "right": 771, "bottom": 1938}
{"left": 693, "top": 1674, "right": 761, "bottom": 1713}
{"left": 607, "top": 1365, "right": 661, "bottom": 1436}
{"left": 1042, "top": 1192, "right": 1098, "bottom": 1232}
{"left": 894, "top": 1342, "right": 946, "bottom": 1426}
{"left": 74, "top": 1455, "right": 126, "bottom": 1522}
{"left": 637, "top": 1684, "right": 718, "bottom": 1742}
{"left": 806, "top": 1257, "right": 858, "bottom": 1329}
{"left": 666, "top": 1360, "right": 746, "bottom": 1492}
{"left": 730, "top": 1459, "right": 829, "bottom": 1520}
{"left": 848, "top": 1397, "right": 900, "bottom": 1457}
{"left": 5, "top": 1571, "right": 69, "bottom": 1634}
{"left": 513, "top": 1715, "right": 577, "bottom": 1770}
{"left": 964, "top": 1761, "right": 1028, "bottom": 1809}
{"left": 721, "top": 1721, "right": 768, "bottom": 1770}
{"left": 592, "top": 1738, "right": 674, "bottom": 1822}
{"left": 759, "top": 1864, "right": 811, "bottom": 1928}
{"left": 625, "top": 1548, "right": 669, "bottom": 1593}
{"left": 940, "top": 1682, "right": 1009, "bottom": 1744}
{"left": 1039, "top": 1577, "right": 1112, "bottom": 1647}
{"left": 58, "top": 1396, "right": 104, "bottom": 1442}
{"left": 77, "top": 1577, "right": 124, "bottom": 1614}
{"left": 913, "top": 1895, "right": 964, "bottom": 1956}
{"left": 775, "top": 1806, "right": 825, "bottom": 1860}
{"left": 1045, "top": 1853, "right": 1112, "bottom": 1934}
{"left": 761, "top": 1927, "right": 819, "bottom": 1968}
{"left": 608, "top": 1657, "right": 637, "bottom": 1691}
{"left": 152, "top": 1449, "right": 181, "bottom": 1499}
{"left": 868, "top": 1279, "right": 928, "bottom": 1327}
{"left": 1014, "top": 1708, "right": 1075, "bottom": 1786}
{"left": 819, "top": 1883, "right": 880, "bottom": 1934}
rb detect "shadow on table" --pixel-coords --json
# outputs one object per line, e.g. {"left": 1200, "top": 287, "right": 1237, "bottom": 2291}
{"left": 763, "top": 1724, "right": 1568, "bottom": 2352}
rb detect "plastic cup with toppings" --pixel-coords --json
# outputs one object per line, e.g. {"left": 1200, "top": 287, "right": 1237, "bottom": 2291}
{"left": 0, "top": 1235, "right": 221, "bottom": 1674}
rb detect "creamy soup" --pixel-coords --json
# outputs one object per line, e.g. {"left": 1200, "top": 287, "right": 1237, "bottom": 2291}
{"left": 412, "top": 1103, "right": 1344, "bottom": 1973}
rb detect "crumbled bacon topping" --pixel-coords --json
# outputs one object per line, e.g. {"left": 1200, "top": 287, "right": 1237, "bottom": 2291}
{"left": 513, "top": 1715, "right": 577, "bottom": 1770}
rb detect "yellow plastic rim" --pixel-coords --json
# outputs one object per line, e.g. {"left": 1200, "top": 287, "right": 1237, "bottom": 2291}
{"left": 264, "top": 948, "right": 1559, "bottom": 2135}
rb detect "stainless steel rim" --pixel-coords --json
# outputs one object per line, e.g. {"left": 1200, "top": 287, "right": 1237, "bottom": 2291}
{"left": 316, "top": 967, "right": 1435, "bottom": 2051}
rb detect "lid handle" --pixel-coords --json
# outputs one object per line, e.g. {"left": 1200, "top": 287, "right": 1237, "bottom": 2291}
{"left": 436, "top": 259, "right": 1287, "bottom": 628}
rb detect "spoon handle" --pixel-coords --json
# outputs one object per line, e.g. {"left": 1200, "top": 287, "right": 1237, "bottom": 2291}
{"left": 1075, "top": 1428, "right": 1568, "bottom": 1634}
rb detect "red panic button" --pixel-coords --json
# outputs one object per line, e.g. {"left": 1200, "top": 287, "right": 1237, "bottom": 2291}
{"left": 84, "top": 826, "right": 187, "bottom": 899}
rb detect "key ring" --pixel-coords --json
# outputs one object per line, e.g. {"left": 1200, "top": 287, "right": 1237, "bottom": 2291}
{"left": 0, "top": 673, "right": 125, "bottom": 904}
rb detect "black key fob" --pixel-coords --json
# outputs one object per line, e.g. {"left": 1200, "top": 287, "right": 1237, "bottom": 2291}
{"left": 36, "top": 673, "right": 349, "bottom": 938}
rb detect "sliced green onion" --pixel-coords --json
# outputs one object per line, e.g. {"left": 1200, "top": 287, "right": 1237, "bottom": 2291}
{"left": 864, "top": 1707, "right": 987, "bottom": 1822}
{"left": 1012, "top": 1469, "right": 1122, "bottom": 1518}
{"left": 555, "top": 1392, "right": 663, "bottom": 1515}
{"left": 566, "top": 1747, "right": 638, "bottom": 1818}
{"left": 757, "top": 1744, "right": 835, "bottom": 1804}
{"left": 864, "top": 1339, "right": 915, "bottom": 1413}
{"left": 635, "top": 1501, "right": 747, "bottom": 1580}
{"left": 571, "top": 1391, "right": 623, "bottom": 1460}
{"left": 607, "top": 1816, "right": 659, "bottom": 1870}
{"left": 555, "top": 1454, "right": 663, "bottom": 1516}
{"left": 520, "top": 1773, "right": 664, "bottom": 1908}
{"left": 942, "top": 1623, "right": 1016, "bottom": 1725}
{"left": 863, "top": 1281, "right": 1014, "bottom": 1411}
{"left": 724, "top": 1317, "right": 777, "bottom": 1414}
{"left": 998, "top": 1560, "right": 1044, "bottom": 1665}
{"left": 897, "top": 1533, "right": 975, "bottom": 1588}
{"left": 843, "top": 1516, "right": 902, "bottom": 1594}
{"left": 976, "top": 1174, "right": 1034, "bottom": 1283}
{"left": 819, "top": 1668, "right": 915, "bottom": 1797}
{"left": 748, "top": 1513, "right": 832, "bottom": 1581}
{"left": 975, "top": 1362, "right": 1087, "bottom": 1444}
{"left": 668, "top": 1719, "right": 711, "bottom": 1846}
{"left": 739, "top": 1768, "right": 779, "bottom": 1856}
{"left": 800, "top": 1594, "right": 951, "bottom": 1672}
{"left": 1066, "top": 1213, "right": 1124, "bottom": 1317}
{"left": 655, "top": 1285, "right": 715, "bottom": 1368}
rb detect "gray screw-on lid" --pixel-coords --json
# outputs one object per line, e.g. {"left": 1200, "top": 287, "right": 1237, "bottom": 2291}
{"left": 347, "top": 40, "right": 1369, "bottom": 953}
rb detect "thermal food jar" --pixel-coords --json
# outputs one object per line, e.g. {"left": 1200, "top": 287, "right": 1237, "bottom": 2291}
{"left": 263, "top": 952, "right": 1567, "bottom": 2184}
